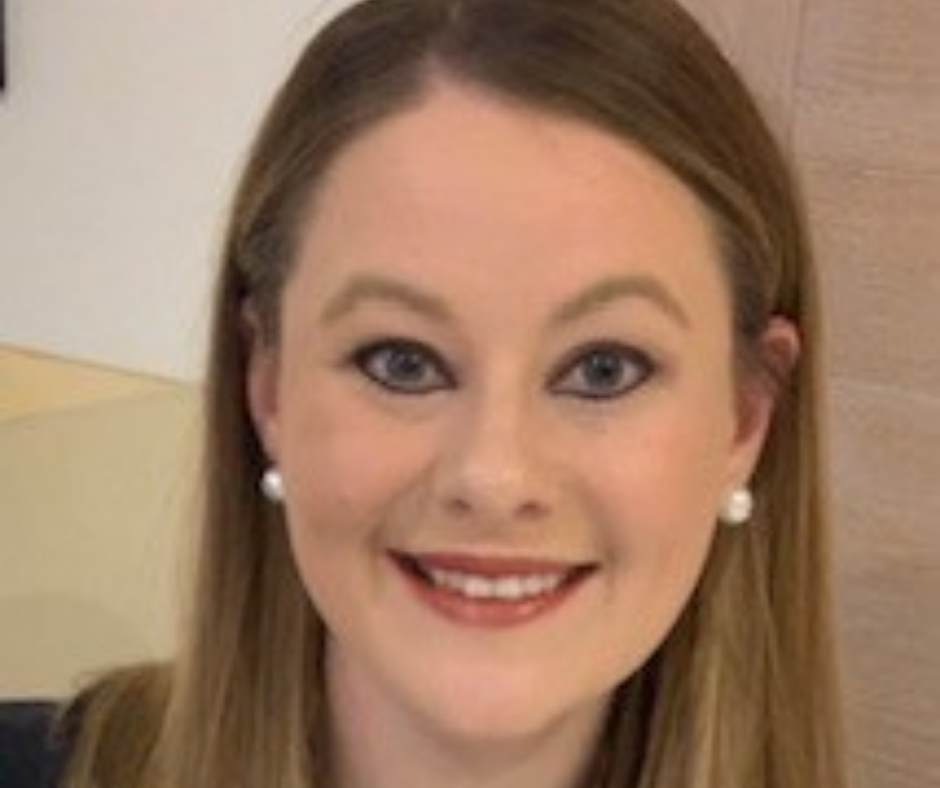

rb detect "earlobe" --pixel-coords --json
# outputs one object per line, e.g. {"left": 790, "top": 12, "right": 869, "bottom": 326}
{"left": 242, "top": 302, "right": 282, "bottom": 461}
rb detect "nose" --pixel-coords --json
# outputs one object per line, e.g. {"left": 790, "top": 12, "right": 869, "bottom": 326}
{"left": 430, "top": 390, "right": 555, "bottom": 527}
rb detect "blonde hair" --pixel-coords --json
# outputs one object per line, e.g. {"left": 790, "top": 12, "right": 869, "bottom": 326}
{"left": 61, "top": 1, "right": 845, "bottom": 786}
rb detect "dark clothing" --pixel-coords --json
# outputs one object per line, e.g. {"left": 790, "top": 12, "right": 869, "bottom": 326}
{"left": 0, "top": 702, "right": 71, "bottom": 788}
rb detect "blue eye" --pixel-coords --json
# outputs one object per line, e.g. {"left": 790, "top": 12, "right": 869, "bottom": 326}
{"left": 352, "top": 339, "right": 453, "bottom": 395}
{"left": 551, "top": 343, "right": 654, "bottom": 400}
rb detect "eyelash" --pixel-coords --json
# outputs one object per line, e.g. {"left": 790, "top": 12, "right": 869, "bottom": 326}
{"left": 351, "top": 339, "right": 454, "bottom": 396}
{"left": 348, "top": 337, "right": 656, "bottom": 400}
{"left": 549, "top": 341, "right": 655, "bottom": 400}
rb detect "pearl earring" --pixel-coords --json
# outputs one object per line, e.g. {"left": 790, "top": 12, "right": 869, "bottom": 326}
{"left": 260, "top": 467, "right": 285, "bottom": 504}
{"left": 719, "top": 487, "right": 754, "bottom": 526}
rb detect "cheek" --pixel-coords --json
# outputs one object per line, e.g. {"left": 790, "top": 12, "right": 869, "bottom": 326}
{"left": 584, "top": 393, "right": 734, "bottom": 560}
{"left": 275, "top": 387, "right": 438, "bottom": 624}
{"left": 277, "top": 385, "right": 433, "bottom": 548}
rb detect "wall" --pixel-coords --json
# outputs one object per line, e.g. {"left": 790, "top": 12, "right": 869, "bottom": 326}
{"left": 799, "top": 4, "right": 940, "bottom": 786}
{"left": 681, "top": 1, "right": 940, "bottom": 787}
{"left": 0, "top": 0, "right": 353, "bottom": 380}
{"left": 0, "top": 349, "right": 196, "bottom": 697}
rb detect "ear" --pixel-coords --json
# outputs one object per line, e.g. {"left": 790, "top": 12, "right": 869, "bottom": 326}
{"left": 242, "top": 302, "right": 282, "bottom": 463}
{"left": 724, "top": 316, "right": 801, "bottom": 489}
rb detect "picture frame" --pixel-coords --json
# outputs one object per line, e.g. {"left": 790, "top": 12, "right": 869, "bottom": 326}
{"left": 0, "top": 0, "right": 6, "bottom": 92}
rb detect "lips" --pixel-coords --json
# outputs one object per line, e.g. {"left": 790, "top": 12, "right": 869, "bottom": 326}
{"left": 389, "top": 550, "right": 596, "bottom": 627}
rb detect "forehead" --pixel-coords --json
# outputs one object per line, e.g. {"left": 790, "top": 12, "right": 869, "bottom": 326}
{"left": 290, "top": 81, "right": 728, "bottom": 323}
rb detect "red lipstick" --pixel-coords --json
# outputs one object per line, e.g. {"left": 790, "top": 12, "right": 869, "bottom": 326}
{"left": 389, "top": 551, "right": 595, "bottom": 628}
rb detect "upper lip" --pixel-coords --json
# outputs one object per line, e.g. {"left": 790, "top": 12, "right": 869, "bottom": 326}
{"left": 389, "top": 549, "right": 595, "bottom": 577}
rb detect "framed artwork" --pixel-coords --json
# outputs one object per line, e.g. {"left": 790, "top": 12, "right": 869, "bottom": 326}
{"left": 0, "top": 0, "right": 5, "bottom": 92}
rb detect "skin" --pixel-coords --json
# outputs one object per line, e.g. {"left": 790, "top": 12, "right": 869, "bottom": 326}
{"left": 247, "top": 80, "right": 796, "bottom": 788}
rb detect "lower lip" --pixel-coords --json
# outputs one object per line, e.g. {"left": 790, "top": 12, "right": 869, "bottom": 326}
{"left": 391, "top": 558, "right": 593, "bottom": 628}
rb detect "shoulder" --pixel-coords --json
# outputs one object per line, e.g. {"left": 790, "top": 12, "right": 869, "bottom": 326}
{"left": 0, "top": 701, "right": 73, "bottom": 788}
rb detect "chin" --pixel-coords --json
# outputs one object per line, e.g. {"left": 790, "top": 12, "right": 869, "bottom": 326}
{"left": 405, "top": 663, "right": 606, "bottom": 747}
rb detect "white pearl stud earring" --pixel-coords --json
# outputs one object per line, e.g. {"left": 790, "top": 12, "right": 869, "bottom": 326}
{"left": 719, "top": 487, "right": 754, "bottom": 526}
{"left": 260, "top": 467, "right": 285, "bottom": 504}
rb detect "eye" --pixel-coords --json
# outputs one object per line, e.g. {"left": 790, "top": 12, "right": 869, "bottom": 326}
{"left": 551, "top": 342, "right": 655, "bottom": 400}
{"left": 351, "top": 338, "right": 454, "bottom": 395}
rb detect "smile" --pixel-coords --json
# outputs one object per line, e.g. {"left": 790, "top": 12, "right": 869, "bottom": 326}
{"left": 425, "top": 568, "right": 565, "bottom": 600}
{"left": 389, "top": 551, "right": 596, "bottom": 627}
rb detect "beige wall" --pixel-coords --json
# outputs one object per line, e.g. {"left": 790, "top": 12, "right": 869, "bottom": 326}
{"left": 681, "top": 1, "right": 940, "bottom": 786}
{"left": 0, "top": 348, "right": 197, "bottom": 697}
{"left": 0, "top": 0, "right": 350, "bottom": 379}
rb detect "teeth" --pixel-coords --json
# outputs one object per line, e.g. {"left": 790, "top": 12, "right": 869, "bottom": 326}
{"left": 425, "top": 568, "right": 566, "bottom": 600}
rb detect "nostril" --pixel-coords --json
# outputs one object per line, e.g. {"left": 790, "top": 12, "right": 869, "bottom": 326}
{"left": 443, "top": 497, "right": 473, "bottom": 518}
{"left": 431, "top": 418, "right": 554, "bottom": 523}
{"left": 517, "top": 500, "right": 548, "bottom": 520}
{"left": 440, "top": 490, "right": 549, "bottom": 523}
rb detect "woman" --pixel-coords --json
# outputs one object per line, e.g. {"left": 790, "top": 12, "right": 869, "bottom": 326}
{"left": 1, "top": 0, "right": 846, "bottom": 786}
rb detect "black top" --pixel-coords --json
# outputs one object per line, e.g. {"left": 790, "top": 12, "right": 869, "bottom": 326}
{"left": 0, "top": 702, "right": 71, "bottom": 788}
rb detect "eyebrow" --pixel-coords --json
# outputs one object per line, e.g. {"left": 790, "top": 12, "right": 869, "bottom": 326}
{"left": 551, "top": 274, "right": 691, "bottom": 330}
{"left": 320, "top": 274, "right": 454, "bottom": 326}
{"left": 320, "top": 271, "right": 690, "bottom": 329}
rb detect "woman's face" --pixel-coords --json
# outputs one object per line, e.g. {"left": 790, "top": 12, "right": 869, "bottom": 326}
{"left": 249, "top": 82, "right": 779, "bottom": 744}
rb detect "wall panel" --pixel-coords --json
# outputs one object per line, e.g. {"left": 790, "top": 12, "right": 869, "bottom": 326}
{"left": 682, "top": 1, "right": 940, "bottom": 786}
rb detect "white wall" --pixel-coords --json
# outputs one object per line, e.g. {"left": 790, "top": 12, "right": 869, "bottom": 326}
{"left": 0, "top": 0, "right": 354, "bottom": 380}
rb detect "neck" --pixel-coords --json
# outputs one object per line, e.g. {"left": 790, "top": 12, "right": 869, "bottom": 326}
{"left": 325, "top": 648, "right": 609, "bottom": 788}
